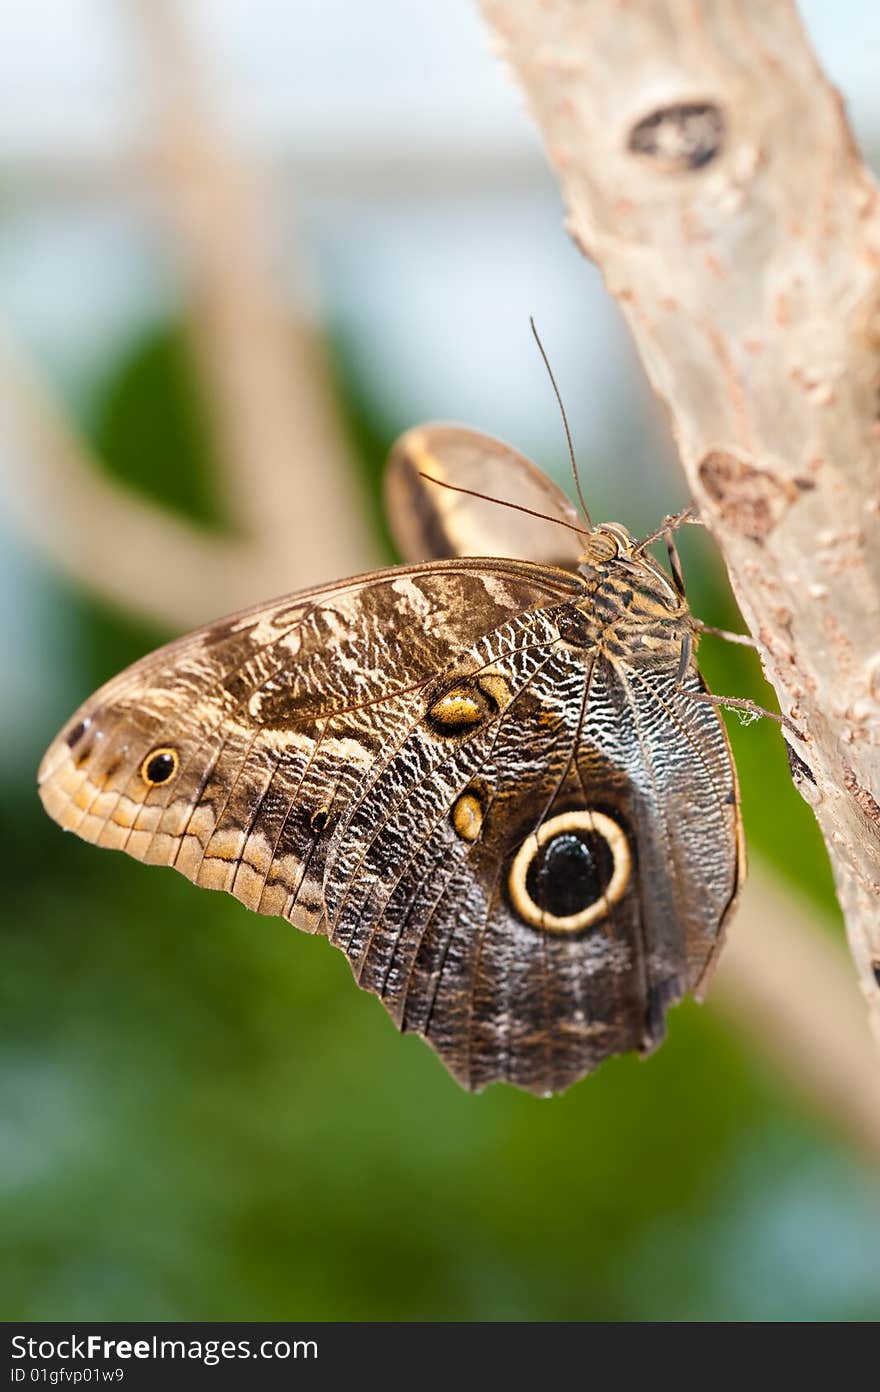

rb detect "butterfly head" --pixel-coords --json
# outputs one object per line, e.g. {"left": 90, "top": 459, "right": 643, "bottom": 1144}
{"left": 577, "top": 521, "right": 634, "bottom": 568}
{"left": 577, "top": 521, "right": 683, "bottom": 612}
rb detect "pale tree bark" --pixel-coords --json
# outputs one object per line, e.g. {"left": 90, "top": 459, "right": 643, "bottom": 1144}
{"left": 131, "top": 0, "right": 380, "bottom": 586}
{"left": 478, "top": 0, "right": 880, "bottom": 1040}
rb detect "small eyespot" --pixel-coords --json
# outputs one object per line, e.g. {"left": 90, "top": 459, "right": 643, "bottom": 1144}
{"left": 141, "top": 747, "right": 179, "bottom": 786}
{"left": 451, "top": 790, "right": 485, "bottom": 843}
{"left": 427, "top": 685, "right": 487, "bottom": 735}
{"left": 310, "top": 807, "right": 330, "bottom": 835}
{"left": 426, "top": 672, "right": 511, "bottom": 738}
{"left": 65, "top": 718, "right": 90, "bottom": 748}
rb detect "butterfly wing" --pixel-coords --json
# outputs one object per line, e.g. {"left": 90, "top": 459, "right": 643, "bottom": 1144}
{"left": 385, "top": 424, "right": 586, "bottom": 569}
{"left": 322, "top": 616, "right": 742, "bottom": 1096}
{"left": 38, "top": 559, "right": 580, "bottom": 937}
{"left": 39, "top": 520, "right": 740, "bottom": 1096}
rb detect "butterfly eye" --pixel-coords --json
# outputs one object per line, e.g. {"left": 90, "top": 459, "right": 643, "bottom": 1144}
{"left": 508, "top": 810, "right": 631, "bottom": 933}
{"left": 140, "top": 747, "right": 180, "bottom": 787}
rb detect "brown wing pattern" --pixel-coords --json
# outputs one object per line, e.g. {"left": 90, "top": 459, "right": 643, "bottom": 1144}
{"left": 39, "top": 527, "right": 740, "bottom": 1095}
{"left": 38, "top": 560, "right": 579, "bottom": 938}
{"left": 322, "top": 625, "right": 740, "bottom": 1096}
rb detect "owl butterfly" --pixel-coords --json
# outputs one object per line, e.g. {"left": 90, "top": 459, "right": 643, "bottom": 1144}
{"left": 39, "top": 425, "right": 743, "bottom": 1097}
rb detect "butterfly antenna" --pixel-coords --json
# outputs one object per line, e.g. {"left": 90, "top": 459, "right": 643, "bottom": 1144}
{"left": 529, "top": 317, "right": 593, "bottom": 530}
{"left": 418, "top": 473, "right": 591, "bottom": 539}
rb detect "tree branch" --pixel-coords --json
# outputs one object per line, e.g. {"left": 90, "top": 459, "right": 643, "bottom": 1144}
{"left": 0, "top": 1, "right": 382, "bottom": 636}
{"left": 0, "top": 334, "right": 251, "bottom": 631}
{"left": 131, "top": 0, "right": 380, "bottom": 581}
{"left": 6, "top": 0, "right": 880, "bottom": 1152}
{"left": 479, "top": 0, "right": 880, "bottom": 1038}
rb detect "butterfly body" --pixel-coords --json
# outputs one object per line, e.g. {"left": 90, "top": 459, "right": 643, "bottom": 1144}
{"left": 39, "top": 428, "right": 743, "bottom": 1096}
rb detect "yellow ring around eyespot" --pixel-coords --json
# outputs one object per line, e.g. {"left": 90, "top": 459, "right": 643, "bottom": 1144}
{"left": 140, "top": 746, "right": 180, "bottom": 787}
{"left": 508, "top": 809, "right": 631, "bottom": 933}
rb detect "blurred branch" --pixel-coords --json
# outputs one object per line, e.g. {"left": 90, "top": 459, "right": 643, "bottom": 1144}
{"left": 0, "top": 147, "right": 554, "bottom": 199}
{"left": 479, "top": 0, "right": 880, "bottom": 1039}
{"left": 0, "top": 0, "right": 381, "bottom": 635}
{"left": 0, "top": 310, "right": 373, "bottom": 627}
{"left": 131, "top": 0, "right": 379, "bottom": 579}
{"left": 714, "top": 863, "right": 880, "bottom": 1164}
{"left": 0, "top": 334, "right": 252, "bottom": 630}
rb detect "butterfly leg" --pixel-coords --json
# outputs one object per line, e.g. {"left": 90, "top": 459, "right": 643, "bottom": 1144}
{"left": 675, "top": 630, "right": 692, "bottom": 687}
{"left": 663, "top": 525, "right": 757, "bottom": 650}
{"left": 640, "top": 507, "right": 756, "bottom": 650}
{"left": 692, "top": 618, "right": 757, "bottom": 649}
{"left": 665, "top": 527, "right": 687, "bottom": 600}
{"left": 687, "top": 688, "right": 804, "bottom": 739}
{"left": 634, "top": 503, "right": 703, "bottom": 554}
{"left": 677, "top": 624, "right": 802, "bottom": 734}
{"left": 656, "top": 511, "right": 756, "bottom": 649}
{"left": 645, "top": 505, "right": 800, "bottom": 734}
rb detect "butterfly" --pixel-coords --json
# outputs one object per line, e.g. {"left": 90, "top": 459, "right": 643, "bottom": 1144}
{"left": 38, "top": 423, "right": 743, "bottom": 1097}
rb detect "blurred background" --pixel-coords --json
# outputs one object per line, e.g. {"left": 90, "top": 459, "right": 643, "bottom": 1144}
{"left": 3, "top": 0, "right": 880, "bottom": 1322}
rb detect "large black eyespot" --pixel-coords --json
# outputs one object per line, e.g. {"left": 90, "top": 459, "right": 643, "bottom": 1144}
{"left": 525, "top": 831, "right": 614, "bottom": 919}
{"left": 141, "top": 747, "right": 179, "bottom": 786}
{"left": 508, "top": 810, "right": 631, "bottom": 933}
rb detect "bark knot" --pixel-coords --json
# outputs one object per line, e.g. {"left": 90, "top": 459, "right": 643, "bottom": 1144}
{"left": 627, "top": 102, "right": 724, "bottom": 172}
{"left": 698, "top": 450, "right": 801, "bottom": 540}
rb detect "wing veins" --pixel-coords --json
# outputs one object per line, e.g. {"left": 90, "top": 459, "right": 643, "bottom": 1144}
{"left": 329, "top": 633, "right": 565, "bottom": 944}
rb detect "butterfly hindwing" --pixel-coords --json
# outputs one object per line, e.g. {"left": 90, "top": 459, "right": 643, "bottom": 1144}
{"left": 322, "top": 605, "right": 740, "bottom": 1096}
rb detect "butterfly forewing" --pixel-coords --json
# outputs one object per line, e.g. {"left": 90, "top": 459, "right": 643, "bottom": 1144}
{"left": 39, "top": 559, "right": 579, "bottom": 938}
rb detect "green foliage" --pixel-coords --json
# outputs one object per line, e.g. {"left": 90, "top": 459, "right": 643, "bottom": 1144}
{"left": 85, "top": 324, "right": 226, "bottom": 530}
{"left": 323, "top": 321, "right": 404, "bottom": 561}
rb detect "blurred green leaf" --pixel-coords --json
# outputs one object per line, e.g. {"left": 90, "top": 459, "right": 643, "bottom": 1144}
{"left": 85, "top": 324, "right": 226, "bottom": 530}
